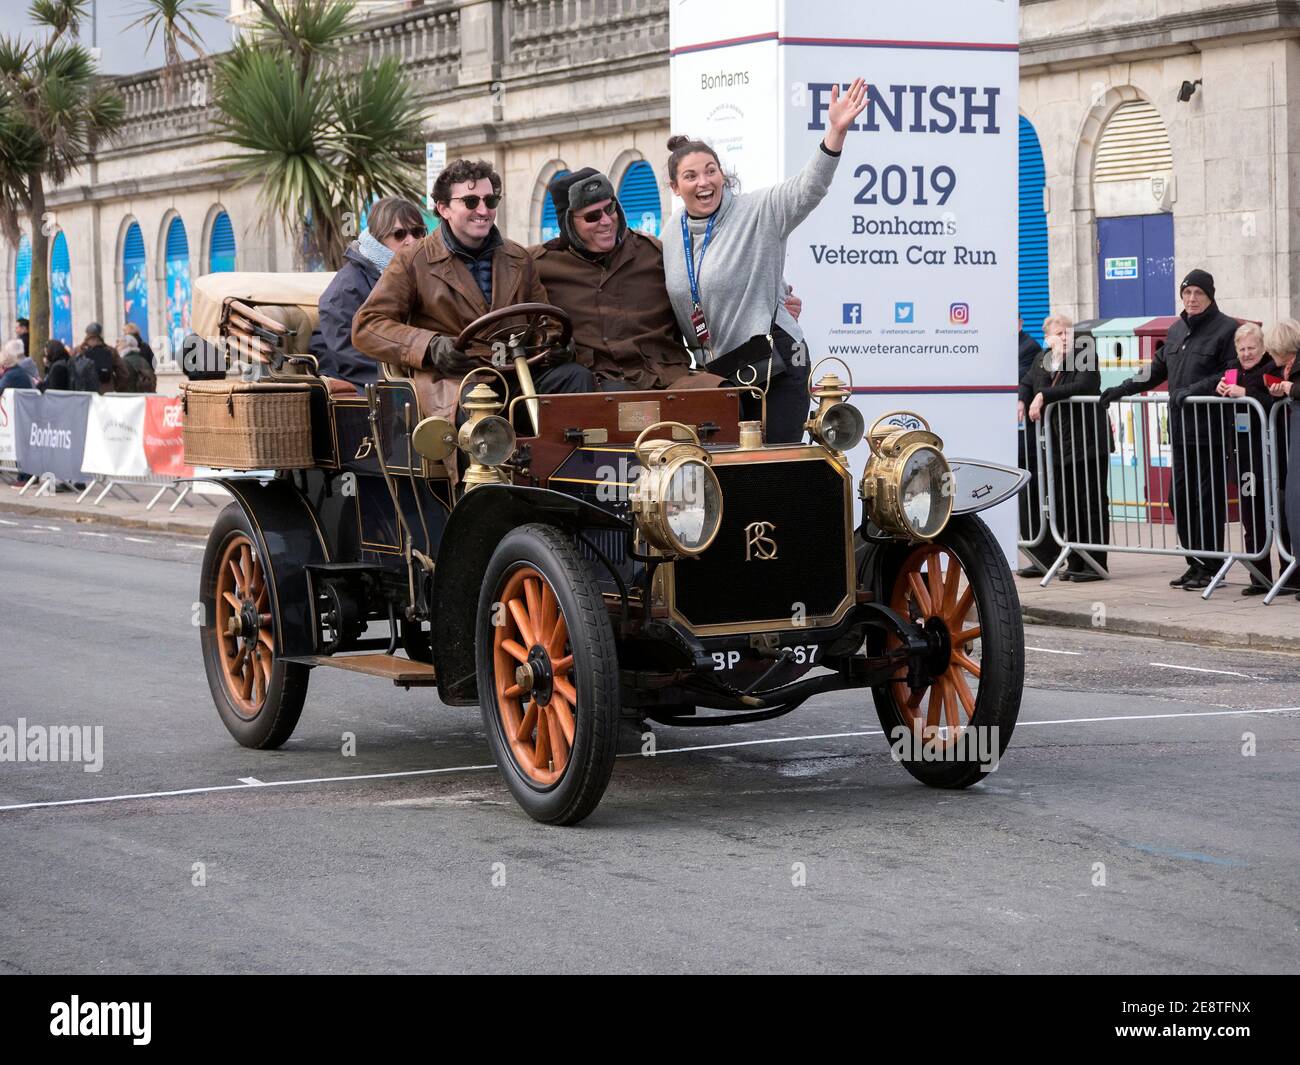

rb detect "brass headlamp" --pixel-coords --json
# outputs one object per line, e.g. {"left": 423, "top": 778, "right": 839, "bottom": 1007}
{"left": 859, "top": 411, "right": 952, "bottom": 540}
{"left": 805, "top": 358, "right": 866, "bottom": 454}
{"left": 629, "top": 421, "right": 723, "bottom": 556}
{"left": 412, "top": 369, "right": 516, "bottom": 490}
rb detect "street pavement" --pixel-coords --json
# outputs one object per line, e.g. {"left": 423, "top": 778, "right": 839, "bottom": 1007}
{"left": 0, "top": 516, "right": 1297, "bottom": 974}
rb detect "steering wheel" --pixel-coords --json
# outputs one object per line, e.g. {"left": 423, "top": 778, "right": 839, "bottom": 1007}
{"left": 454, "top": 302, "right": 573, "bottom": 368}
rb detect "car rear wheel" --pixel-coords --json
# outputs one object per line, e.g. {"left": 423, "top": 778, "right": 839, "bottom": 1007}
{"left": 200, "top": 503, "right": 309, "bottom": 749}
{"left": 476, "top": 523, "right": 620, "bottom": 825}
{"left": 871, "top": 514, "right": 1023, "bottom": 788}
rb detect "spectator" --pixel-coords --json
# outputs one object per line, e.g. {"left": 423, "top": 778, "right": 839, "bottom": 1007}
{"left": 1265, "top": 319, "right": 1300, "bottom": 598}
{"left": 41, "top": 339, "right": 71, "bottom": 392}
{"left": 1101, "top": 268, "right": 1238, "bottom": 590}
{"left": 0, "top": 339, "right": 33, "bottom": 389}
{"left": 117, "top": 334, "right": 157, "bottom": 393}
{"left": 1020, "top": 313, "right": 1110, "bottom": 581}
{"left": 17, "top": 351, "right": 40, "bottom": 387}
{"left": 310, "top": 195, "right": 426, "bottom": 389}
{"left": 1218, "top": 323, "right": 1284, "bottom": 594}
{"left": 69, "top": 322, "right": 130, "bottom": 394}
{"left": 16, "top": 317, "right": 29, "bottom": 357}
{"left": 122, "top": 322, "right": 155, "bottom": 368}
{"left": 1018, "top": 316, "right": 1042, "bottom": 383}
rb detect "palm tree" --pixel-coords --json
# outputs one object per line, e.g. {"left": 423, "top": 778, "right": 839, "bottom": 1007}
{"left": 0, "top": 0, "right": 124, "bottom": 370}
{"left": 125, "top": 0, "right": 222, "bottom": 100}
{"left": 209, "top": 0, "right": 425, "bottom": 270}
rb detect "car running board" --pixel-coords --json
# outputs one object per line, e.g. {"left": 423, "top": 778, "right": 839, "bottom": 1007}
{"left": 285, "top": 653, "right": 437, "bottom": 687}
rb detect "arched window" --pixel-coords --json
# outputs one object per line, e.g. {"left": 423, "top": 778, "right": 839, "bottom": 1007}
{"left": 208, "top": 211, "right": 236, "bottom": 273}
{"left": 540, "top": 169, "right": 569, "bottom": 242}
{"left": 618, "top": 160, "right": 661, "bottom": 237}
{"left": 123, "top": 221, "right": 149, "bottom": 342}
{"left": 49, "top": 231, "right": 72, "bottom": 345}
{"left": 1018, "top": 116, "right": 1049, "bottom": 345}
{"left": 165, "top": 216, "right": 191, "bottom": 359}
{"left": 15, "top": 234, "right": 31, "bottom": 319}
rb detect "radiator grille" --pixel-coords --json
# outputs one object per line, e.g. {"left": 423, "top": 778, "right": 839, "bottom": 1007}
{"left": 672, "top": 456, "right": 850, "bottom": 630}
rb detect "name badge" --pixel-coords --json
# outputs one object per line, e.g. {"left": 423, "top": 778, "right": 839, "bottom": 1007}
{"left": 690, "top": 304, "right": 710, "bottom": 345}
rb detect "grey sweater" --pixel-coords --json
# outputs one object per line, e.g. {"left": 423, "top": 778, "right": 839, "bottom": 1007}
{"left": 664, "top": 144, "right": 841, "bottom": 361}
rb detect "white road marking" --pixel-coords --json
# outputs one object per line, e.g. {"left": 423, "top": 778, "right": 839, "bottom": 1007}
{"left": 31, "top": 525, "right": 60, "bottom": 532}
{"left": 123, "top": 536, "right": 154, "bottom": 544}
{"left": 78, "top": 530, "right": 111, "bottom": 537}
{"left": 237, "top": 777, "right": 264, "bottom": 785}
{"left": 182, "top": 542, "right": 205, "bottom": 549}
{"left": 0, "top": 518, "right": 19, "bottom": 526}
{"left": 1025, "top": 645, "right": 1082, "bottom": 656}
{"left": 1148, "top": 662, "right": 1255, "bottom": 679}
{"left": 2, "top": 707, "right": 1295, "bottom": 815}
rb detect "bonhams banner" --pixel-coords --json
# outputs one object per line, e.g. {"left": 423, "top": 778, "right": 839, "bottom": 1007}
{"left": 0, "top": 388, "right": 17, "bottom": 464}
{"left": 82, "top": 394, "right": 150, "bottom": 477}
{"left": 144, "top": 395, "right": 192, "bottom": 478}
{"left": 670, "top": 1, "right": 1020, "bottom": 554}
{"left": 13, "top": 390, "right": 91, "bottom": 483}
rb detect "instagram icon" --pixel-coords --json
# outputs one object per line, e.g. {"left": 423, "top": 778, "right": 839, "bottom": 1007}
{"left": 949, "top": 302, "right": 970, "bottom": 325}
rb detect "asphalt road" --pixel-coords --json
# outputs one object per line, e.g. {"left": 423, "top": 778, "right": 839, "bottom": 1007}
{"left": 1, "top": 515, "right": 1297, "bottom": 974}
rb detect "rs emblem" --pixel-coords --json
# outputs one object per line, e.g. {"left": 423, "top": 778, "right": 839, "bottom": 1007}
{"left": 744, "top": 521, "right": 778, "bottom": 561}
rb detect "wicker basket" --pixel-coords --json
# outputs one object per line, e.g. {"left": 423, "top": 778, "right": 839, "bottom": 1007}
{"left": 182, "top": 380, "right": 314, "bottom": 470}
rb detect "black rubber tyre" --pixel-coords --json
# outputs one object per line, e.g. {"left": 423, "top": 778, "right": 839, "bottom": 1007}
{"left": 200, "top": 503, "right": 310, "bottom": 749}
{"left": 870, "top": 514, "right": 1023, "bottom": 788}
{"left": 476, "top": 523, "right": 620, "bottom": 825}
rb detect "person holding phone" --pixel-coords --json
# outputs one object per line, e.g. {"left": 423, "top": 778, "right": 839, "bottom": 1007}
{"left": 662, "top": 78, "right": 869, "bottom": 443}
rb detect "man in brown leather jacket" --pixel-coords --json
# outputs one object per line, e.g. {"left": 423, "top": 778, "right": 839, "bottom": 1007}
{"left": 352, "top": 158, "right": 593, "bottom": 419}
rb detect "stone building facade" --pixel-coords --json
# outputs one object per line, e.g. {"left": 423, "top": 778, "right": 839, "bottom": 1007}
{"left": 7, "top": 0, "right": 1300, "bottom": 370}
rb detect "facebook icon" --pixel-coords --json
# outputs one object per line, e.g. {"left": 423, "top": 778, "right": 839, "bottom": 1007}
{"left": 842, "top": 303, "right": 862, "bottom": 325}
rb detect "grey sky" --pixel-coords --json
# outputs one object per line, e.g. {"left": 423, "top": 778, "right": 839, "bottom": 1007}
{"left": 0, "top": 0, "right": 234, "bottom": 77}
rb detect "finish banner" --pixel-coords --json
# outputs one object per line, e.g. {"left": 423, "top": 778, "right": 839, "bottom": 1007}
{"left": 670, "top": 1, "right": 1020, "bottom": 553}
{"left": 143, "top": 395, "right": 192, "bottom": 479}
{"left": 82, "top": 394, "right": 150, "bottom": 477}
{"left": 13, "top": 390, "right": 91, "bottom": 483}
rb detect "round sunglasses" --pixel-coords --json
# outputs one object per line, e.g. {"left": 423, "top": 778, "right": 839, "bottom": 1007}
{"left": 577, "top": 202, "right": 618, "bottom": 224}
{"left": 387, "top": 226, "right": 428, "bottom": 242}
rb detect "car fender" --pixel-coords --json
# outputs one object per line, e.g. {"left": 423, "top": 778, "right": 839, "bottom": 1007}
{"left": 431, "top": 484, "right": 630, "bottom": 706}
{"left": 194, "top": 476, "right": 331, "bottom": 656}
{"left": 946, "top": 458, "right": 1030, "bottom": 515}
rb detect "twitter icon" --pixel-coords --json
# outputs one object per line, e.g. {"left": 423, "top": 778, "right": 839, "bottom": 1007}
{"left": 894, "top": 301, "right": 914, "bottom": 324}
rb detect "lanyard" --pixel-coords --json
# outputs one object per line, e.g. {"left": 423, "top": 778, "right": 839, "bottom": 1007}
{"left": 682, "top": 212, "right": 717, "bottom": 308}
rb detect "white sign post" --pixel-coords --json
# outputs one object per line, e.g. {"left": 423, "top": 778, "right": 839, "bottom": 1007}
{"left": 425, "top": 142, "right": 447, "bottom": 210}
{"left": 670, "top": 2, "right": 1021, "bottom": 557}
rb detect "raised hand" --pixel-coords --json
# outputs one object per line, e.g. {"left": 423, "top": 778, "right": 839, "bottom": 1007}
{"left": 824, "top": 78, "right": 869, "bottom": 152}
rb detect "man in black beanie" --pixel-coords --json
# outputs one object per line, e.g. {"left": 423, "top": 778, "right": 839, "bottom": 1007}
{"left": 1101, "top": 267, "right": 1239, "bottom": 588}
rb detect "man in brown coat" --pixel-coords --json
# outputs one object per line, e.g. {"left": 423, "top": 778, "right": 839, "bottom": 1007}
{"left": 530, "top": 168, "right": 695, "bottom": 391}
{"left": 353, "top": 158, "right": 593, "bottom": 419}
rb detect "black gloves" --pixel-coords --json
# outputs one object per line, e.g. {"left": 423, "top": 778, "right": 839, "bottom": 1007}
{"left": 1098, "top": 385, "right": 1126, "bottom": 407}
{"left": 543, "top": 339, "right": 576, "bottom": 367}
{"left": 425, "top": 336, "right": 476, "bottom": 376}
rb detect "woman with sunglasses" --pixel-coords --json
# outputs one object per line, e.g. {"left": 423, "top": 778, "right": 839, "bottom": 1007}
{"left": 311, "top": 196, "right": 427, "bottom": 389}
{"left": 664, "top": 78, "right": 869, "bottom": 442}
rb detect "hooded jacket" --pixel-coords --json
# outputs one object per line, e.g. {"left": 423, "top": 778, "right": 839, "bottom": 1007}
{"left": 310, "top": 241, "right": 383, "bottom": 387}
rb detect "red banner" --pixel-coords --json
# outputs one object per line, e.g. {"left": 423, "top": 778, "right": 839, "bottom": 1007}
{"left": 143, "top": 395, "right": 193, "bottom": 478}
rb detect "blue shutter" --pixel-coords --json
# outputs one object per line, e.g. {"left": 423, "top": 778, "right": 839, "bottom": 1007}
{"left": 123, "top": 221, "right": 149, "bottom": 342}
{"left": 165, "top": 217, "right": 192, "bottom": 360}
{"left": 49, "top": 231, "right": 72, "bottom": 345}
{"left": 208, "top": 211, "right": 236, "bottom": 273}
{"left": 1018, "top": 116, "right": 1050, "bottom": 344}
{"left": 618, "top": 160, "right": 661, "bottom": 237}
{"left": 15, "top": 234, "right": 31, "bottom": 319}
{"left": 540, "top": 169, "right": 569, "bottom": 242}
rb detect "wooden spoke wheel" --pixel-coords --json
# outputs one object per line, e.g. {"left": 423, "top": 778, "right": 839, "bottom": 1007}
{"left": 215, "top": 533, "right": 274, "bottom": 720}
{"left": 888, "top": 542, "right": 982, "bottom": 746}
{"left": 200, "top": 504, "right": 308, "bottom": 749}
{"left": 492, "top": 566, "right": 577, "bottom": 787}
{"left": 477, "top": 523, "right": 620, "bottom": 825}
{"left": 871, "top": 515, "right": 1024, "bottom": 789}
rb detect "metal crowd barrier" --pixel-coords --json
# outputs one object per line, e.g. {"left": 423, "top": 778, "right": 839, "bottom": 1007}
{"left": 1264, "top": 399, "right": 1295, "bottom": 604}
{"left": 1016, "top": 420, "right": 1052, "bottom": 573}
{"left": 1036, "top": 394, "right": 1279, "bottom": 600}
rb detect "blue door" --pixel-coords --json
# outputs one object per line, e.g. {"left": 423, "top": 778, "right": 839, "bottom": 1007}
{"left": 1097, "top": 213, "right": 1175, "bottom": 318}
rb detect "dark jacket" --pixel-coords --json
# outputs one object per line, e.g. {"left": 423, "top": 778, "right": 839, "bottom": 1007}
{"left": 76, "top": 340, "right": 131, "bottom": 394}
{"left": 1112, "top": 303, "right": 1238, "bottom": 441}
{"left": 529, "top": 230, "right": 692, "bottom": 390}
{"left": 1231, "top": 355, "right": 1279, "bottom": 411}
{"left": 1018, "top": 330, "right": 1042, "bottom": 383}
{"left": 310, "top": 242, "right": 383, "bottom": 388}
{"left": 135, "top": 339, "right": 156, "bottom": 368}
{"left": 0, "top": 365, "right": 32, "bottom": 390}
{"left": 442, "top": 225, "right": 501, "bottom": 305}
{"left": 41, "top": 354, "right": 71, "bottom": 392}
{"left": 1019, "top": 348, "right": 1109, "bottom": 466}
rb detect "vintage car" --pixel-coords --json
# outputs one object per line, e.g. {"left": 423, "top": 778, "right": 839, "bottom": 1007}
{"left": 183, "top": 272, "right": 1029, "bottom": 825}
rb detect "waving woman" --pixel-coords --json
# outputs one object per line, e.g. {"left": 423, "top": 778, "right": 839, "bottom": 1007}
{"left": 663, "top": 77, "right": 870, "bottom": 442}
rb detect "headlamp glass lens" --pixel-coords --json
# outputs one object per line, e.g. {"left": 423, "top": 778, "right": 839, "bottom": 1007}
{"left": 820, "top": 402, "right": 865, "bottom": 451}
{"left": 664, "top": 461, "right": 721, "bottom": 551}
{"left": 900, "top": 447, "right": 950, "bottom": 538}
{"left": 468, "top": 417, "right": 516, "bottom": 466}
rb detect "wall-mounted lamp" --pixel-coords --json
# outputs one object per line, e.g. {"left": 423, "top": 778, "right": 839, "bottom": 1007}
{"left": 1177, "top": 79, "right": 1202, "bottom": 103}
